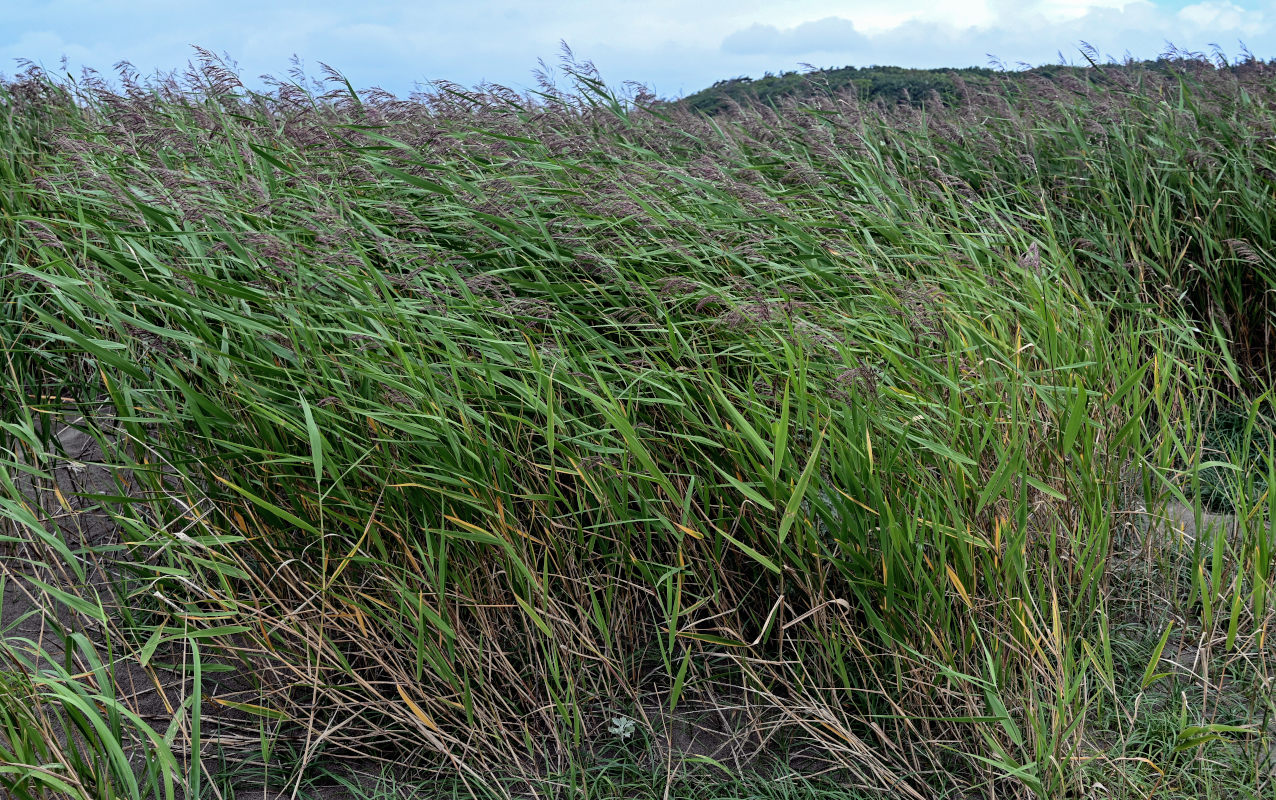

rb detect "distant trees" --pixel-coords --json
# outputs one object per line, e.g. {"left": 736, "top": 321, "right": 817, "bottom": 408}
{"left": 679, "top": 65, "right": 1000, "bottom": 114}
{"left": 677, "top": 59, "right": 1260, "bottom": 114}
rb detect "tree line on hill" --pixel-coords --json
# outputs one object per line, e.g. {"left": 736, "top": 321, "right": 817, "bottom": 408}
{"left": 677, "top": 55, "right": 1265, "bottom": 113}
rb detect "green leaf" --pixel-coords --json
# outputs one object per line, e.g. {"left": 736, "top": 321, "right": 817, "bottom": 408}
{"left": 371, "top": 161, "right": 454, "bottom": 195}
{"left": 1060, "top": 381, "right": 1089, "bottom": 456}
{"left": 300, "top": 393, "right": 324, "bottom": 483}
{"left": 778, "top": 424, "right": 826, "bottom": 547}
{"left": 1141, "top": 622, "right": 1174, "bottom": 689}
{"left": 513, "top": 593, "right": 553, "bottom": 638}
{"left": 715, "top": 526, "right": 780, "bottom": 574}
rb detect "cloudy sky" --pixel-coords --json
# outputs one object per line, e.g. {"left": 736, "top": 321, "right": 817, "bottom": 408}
{"left": 2, "top": 1, "right": 1270, "bottom": 98}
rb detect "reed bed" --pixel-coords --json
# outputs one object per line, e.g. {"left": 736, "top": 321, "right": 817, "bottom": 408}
{"left": 0, "top": 50, "right": 1273, "bottom": 798}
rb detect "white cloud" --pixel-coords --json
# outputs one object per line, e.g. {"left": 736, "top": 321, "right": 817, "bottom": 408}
{"left": 1178, "top": 1, "right": 1265, "bottom": 32}
{"left": 1029, "top": 0, "right": 1139, "bottom": 23}
{"left": 718, "top": 0, "right": 1269, "bottom": 72}
{"left": 723, "top": 17, "right": 865, "bottom": 55}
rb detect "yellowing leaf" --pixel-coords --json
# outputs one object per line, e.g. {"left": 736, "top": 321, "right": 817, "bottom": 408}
{"left": 674, "top": 522, "right": 704, "bottom": 540}
{"left": 396, "top": 684, "right": 440, "bottom": 732}
{"left": 946, "top": 565, "right": 973, "bottom": 608}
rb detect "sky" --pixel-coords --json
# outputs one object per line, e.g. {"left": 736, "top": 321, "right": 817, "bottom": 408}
{"left": 1, "top": 1, "right": 1272, "bottom": 99}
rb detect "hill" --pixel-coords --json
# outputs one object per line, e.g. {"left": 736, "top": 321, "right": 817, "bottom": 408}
{"left": 678, "top": 56, "right": 1256, "bottom": 113}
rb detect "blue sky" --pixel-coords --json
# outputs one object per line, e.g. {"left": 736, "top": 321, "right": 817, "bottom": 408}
{"left": 2, "top": 1, "right": 1271, "bottom": 98}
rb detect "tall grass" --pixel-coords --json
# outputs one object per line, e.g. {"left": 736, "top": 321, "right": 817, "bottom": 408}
{"left": 0, "top": 50, "right": 1272, "bottom": 798}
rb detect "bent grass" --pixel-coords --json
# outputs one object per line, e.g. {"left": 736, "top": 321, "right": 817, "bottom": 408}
{"left": 0, "top": 50, "right": 1273, "bottom": 798}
